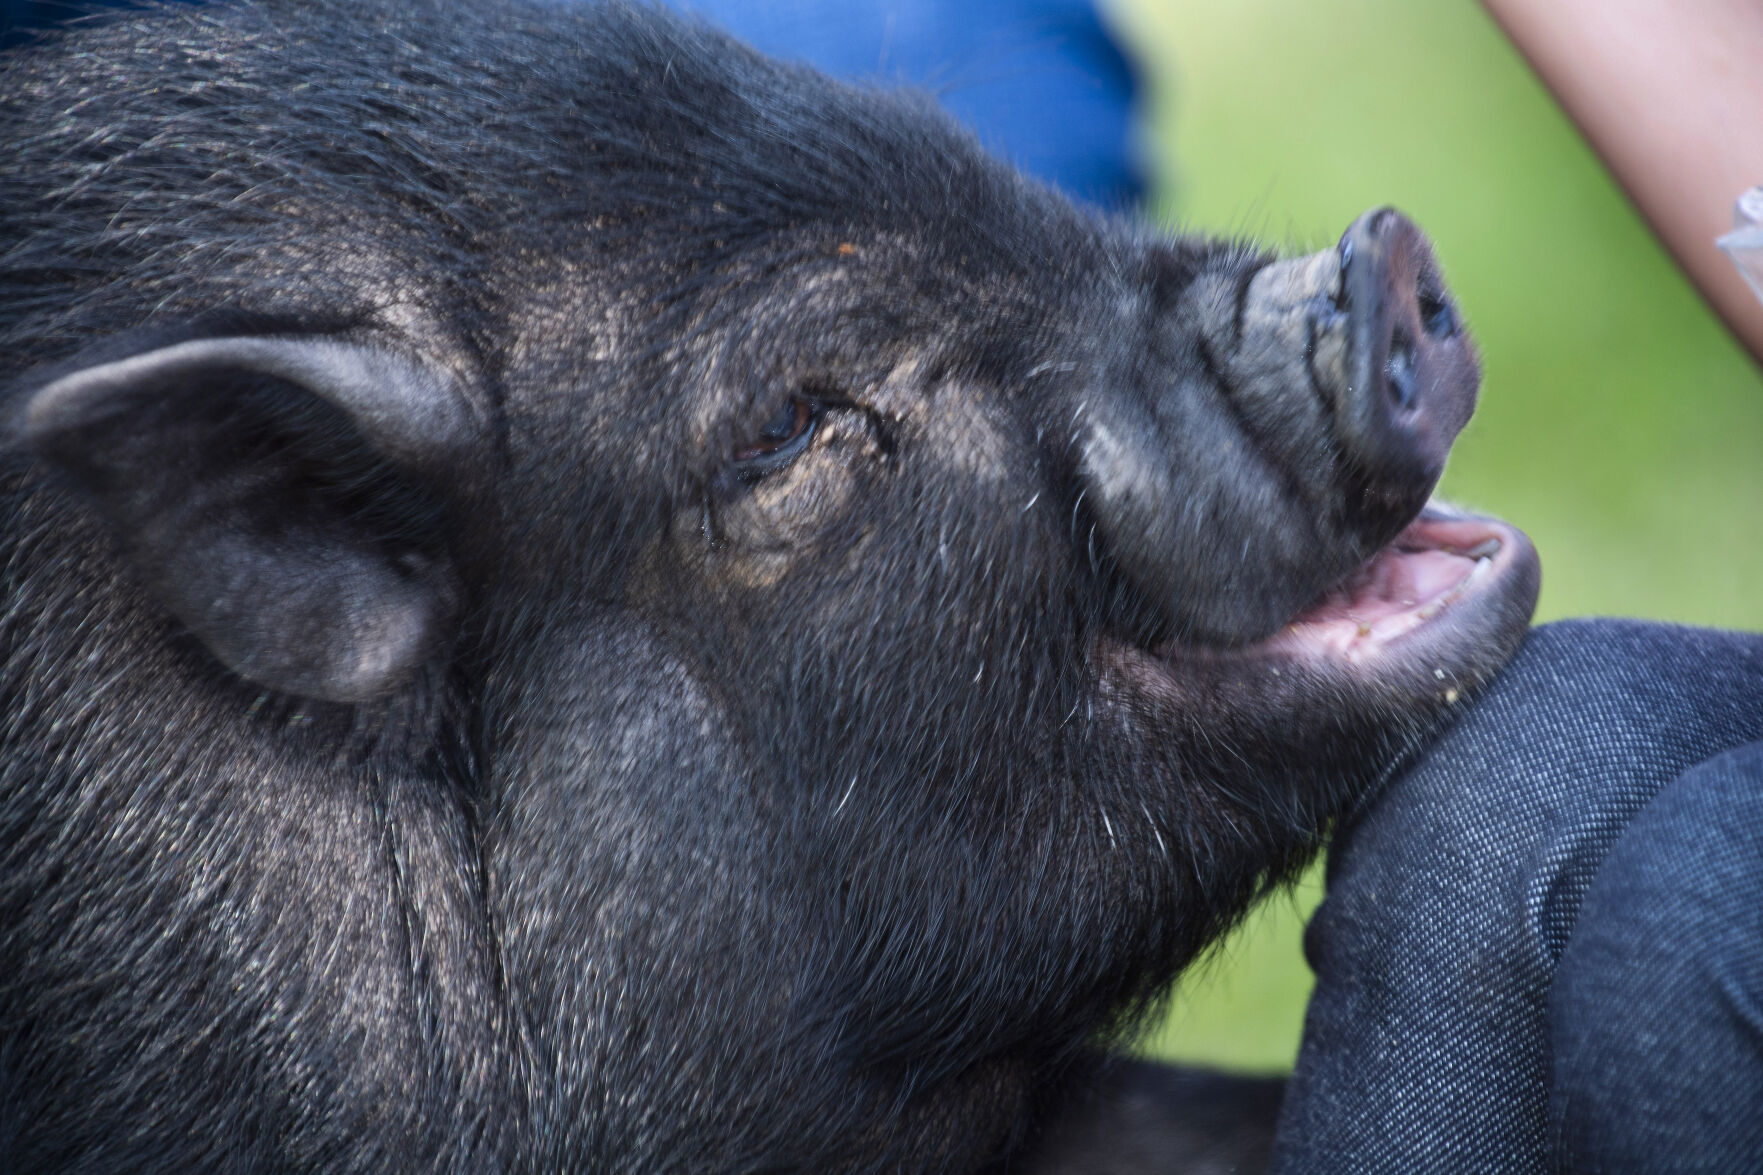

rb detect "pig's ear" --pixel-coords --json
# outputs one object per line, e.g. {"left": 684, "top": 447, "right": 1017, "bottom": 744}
{"left": 17, "top": 334, "right": 483, "bottom": 703}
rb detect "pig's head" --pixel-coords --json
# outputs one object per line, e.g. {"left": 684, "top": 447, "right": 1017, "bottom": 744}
{"left": 2, "top": 2, "right": 1539, "bottom": 1168}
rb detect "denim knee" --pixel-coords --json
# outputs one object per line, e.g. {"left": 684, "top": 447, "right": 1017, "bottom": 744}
{"left": 1550, "top": 742, "right": 1763, "bottom": 1172}
{"left": 1272, "top": 620, "right": 1763, "bottom": 1173}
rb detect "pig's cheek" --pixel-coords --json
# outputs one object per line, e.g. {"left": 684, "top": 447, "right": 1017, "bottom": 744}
{"left": 731, "top": 464, "right": 861, "bottom": 581}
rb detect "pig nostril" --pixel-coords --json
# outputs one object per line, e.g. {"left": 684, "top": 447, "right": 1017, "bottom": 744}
{"left": 1419, "top": 289, "right": 1457, "bottom": 339}
{"left": 1332, "top": 208, "right": 1476, "bottom": 493}
{"left": 1386, "top": 332, "right": 1417, "bottom": 411}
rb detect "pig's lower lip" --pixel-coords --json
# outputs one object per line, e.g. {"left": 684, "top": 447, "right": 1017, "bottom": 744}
{"left": 1152, "top": 502, "right": 1539, "bottom": 670}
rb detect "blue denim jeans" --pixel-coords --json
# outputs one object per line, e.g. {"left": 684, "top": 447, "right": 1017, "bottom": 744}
{"left": 1271, "top": 619, "right": 1763, "bottom": 1172}
{"left": 680, "top": 0, "right": 1144, "bottom": 210}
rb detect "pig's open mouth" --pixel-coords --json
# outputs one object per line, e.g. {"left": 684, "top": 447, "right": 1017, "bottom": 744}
{"left": 1116, "top": 502, "right": 1539, "bottom": 681}
{"left": 1242, "top": 503, "right": 1536, "bottom": 665}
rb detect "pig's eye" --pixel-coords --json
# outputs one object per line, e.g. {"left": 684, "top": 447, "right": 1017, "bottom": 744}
{"left": 733, "top": 397, "right": 819, "bottom": 479}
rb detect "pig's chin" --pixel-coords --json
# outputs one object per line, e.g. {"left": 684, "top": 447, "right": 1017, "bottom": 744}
{"left": 1114, "top": 503, "right": 1540, "bottom": 687}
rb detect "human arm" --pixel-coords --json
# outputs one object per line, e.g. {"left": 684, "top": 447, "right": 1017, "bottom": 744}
{"left": 1478, "top": 0, "right": 1763, "bottom": 366}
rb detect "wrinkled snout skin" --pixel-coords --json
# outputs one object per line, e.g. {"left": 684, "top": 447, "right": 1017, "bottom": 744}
{"left": 0, "top": 4, "right": 1539, "bottom": 1173}
{"left": 1087, "top": 209, "right": 1481, "bottom": 646}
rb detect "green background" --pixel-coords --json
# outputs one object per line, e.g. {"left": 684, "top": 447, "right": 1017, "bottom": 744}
{"left": 1107, "top": 0, "right": 1763, "bottom": 1072}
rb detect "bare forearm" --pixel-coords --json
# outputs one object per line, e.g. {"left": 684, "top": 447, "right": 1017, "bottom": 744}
{"left": 1480, "top": 0, "right": 1763, "bottom": 365}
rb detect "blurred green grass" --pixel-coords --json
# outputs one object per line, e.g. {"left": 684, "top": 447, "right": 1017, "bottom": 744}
{"left": 1110, "top": 0, "right": 1763, "bottom": 1072}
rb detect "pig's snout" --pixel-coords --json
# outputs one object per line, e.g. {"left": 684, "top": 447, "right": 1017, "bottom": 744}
{"left": 1324, "top": 207, "right": 1477, "bottom": 498}
{"left": 1079, "top": 206, "right": 1483, "bottom": 647}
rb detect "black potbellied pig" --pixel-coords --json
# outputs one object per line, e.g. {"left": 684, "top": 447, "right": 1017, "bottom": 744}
{"left": 0, "top": 2, "right": 1540, "bottom": 1171}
